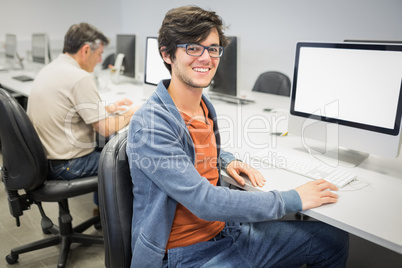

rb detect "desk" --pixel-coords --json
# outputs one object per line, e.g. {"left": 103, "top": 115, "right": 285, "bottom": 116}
{"left": 93, "top": 71, "right": 145, "bottom": 107}
{"left": 0, "top": 70, "right": 36, "bottom": 96}
{"left": 1, "top": 70, "right": 402, "bottom": 255}
{"left": 0, "top": 69, "right": 145, "bottom": 106}
{"left": 212, "top": 92, "right": 402, "bottom": 255}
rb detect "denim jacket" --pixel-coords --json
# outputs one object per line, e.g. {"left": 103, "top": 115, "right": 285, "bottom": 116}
{"left": 126, "top": 80, "right": 302, "bottom": 267}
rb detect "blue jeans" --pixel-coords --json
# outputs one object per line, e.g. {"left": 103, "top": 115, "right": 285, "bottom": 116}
{"left": 163, "top": 221, "right": 349, "bottom": 267}
{"left": 48, "top": 150, "right": 101, "bottom": 204}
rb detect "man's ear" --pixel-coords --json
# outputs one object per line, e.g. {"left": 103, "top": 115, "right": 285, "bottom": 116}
{"left": 73, "top": 44, "right": 90, "bottom": 67}
{"left": 84, "top": 44, "right": 91, "bottom": 54}
{"left": 77, "top": 44, "right": 90, "bottom": 58}
{"left": 160, "top": 47, "right": 172, "bottom": 64}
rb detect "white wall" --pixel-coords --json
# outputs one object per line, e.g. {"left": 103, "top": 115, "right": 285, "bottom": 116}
{"left": 121, "top": 0, "right": 402, "bottom": 91}
{"left": 0, "top": 0, "right": 122, "bottom": 57}
{"left": 1, "top": 0, "right": 401, "bottom": 91}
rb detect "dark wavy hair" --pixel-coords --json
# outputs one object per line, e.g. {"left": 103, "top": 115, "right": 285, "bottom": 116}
{"left": 158, "top": 6, "right": 229, "bottom": 73}
{"left": 63, "top": 22, "right": 109, "bottom": 54}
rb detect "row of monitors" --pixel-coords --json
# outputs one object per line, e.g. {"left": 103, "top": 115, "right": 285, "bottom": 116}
{"left": 5, "top": 32, "right": 402, "bottom": 161}
{"left": 4, "top": 34, "right": 137, "bottom": 75}
{"left": 4, "top": 32, "right": 237, "bottom": 99}
{"left": 5, "top": 33, "right": 51, "bottom": 65}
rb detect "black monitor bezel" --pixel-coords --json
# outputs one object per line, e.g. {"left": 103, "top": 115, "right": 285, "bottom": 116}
{"left": 116, "top": 34, "right": 136, "bottom": 78}
{"left": 291, "top": 42, "right": 402, "bottom": 136}
{"left": 209, "top": 36, "right": 237, "bottom": 96}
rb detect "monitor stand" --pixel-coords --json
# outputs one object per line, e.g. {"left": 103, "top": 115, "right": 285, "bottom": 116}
{"left": 298, "top": 138, "right": 369, "bottom": 168}
{"left": 111, "top": 53, "right": 125, "bottom": 84}
{"left": 6, "top": 56, "right": 23, "bottom": 70}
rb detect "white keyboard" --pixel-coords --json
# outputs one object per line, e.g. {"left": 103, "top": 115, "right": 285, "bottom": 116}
{"left": 256, "top": 152, "right": 357, "bottom": 188}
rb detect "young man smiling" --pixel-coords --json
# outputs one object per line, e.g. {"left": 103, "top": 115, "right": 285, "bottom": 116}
{"left": 127, "top": 6, "right": 349, "bottom": 267}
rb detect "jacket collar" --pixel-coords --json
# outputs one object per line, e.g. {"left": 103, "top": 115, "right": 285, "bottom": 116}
{"left": 154, "top": 79, "right": 218, "bottom": 125}
{"left": 153, "top": 79, "right": 221, "bottom": 153}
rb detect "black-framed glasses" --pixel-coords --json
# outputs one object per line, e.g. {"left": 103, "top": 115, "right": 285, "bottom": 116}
{"left": 176, "top": 44, "right": 224, "bottom": 58}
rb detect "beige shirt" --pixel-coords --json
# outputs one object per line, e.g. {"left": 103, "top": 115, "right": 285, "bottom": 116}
{"left": 27, "top": 54, "right": 107, "bottom": 160}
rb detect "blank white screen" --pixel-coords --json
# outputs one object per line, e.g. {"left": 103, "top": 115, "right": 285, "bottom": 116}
{"left": 144, "top": 37, "right": 171, "bottom": 85}
{"left": 294, "top": 46, "right": 402, "bottom": 130}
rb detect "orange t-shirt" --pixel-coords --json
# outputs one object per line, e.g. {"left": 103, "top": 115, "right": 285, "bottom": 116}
{"left": 166, "top": 100, "right": 225, "bottom": 250}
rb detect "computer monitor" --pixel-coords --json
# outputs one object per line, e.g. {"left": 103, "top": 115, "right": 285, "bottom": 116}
{"left": 209, "top": 36, "right": 237, "bottom": 96}
{"left": 115, "top": 34, "right": 136, "bottom": 78}
{"left": 288, "top": 42, "right": 402, "bottom": 166}
{"left": 4, "top": 34, "right": 23, "bottom": 70}
{"left": 144, "top": 36, "right": 170, "bottom": 86}
{"left": 5, "top": 34, "right": 17, "bottom": 59}
{"left": 31, "top": 33, "right": 51, "bottom": 65}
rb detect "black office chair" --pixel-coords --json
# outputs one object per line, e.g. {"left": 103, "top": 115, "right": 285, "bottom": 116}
{"left": 98, "top": 130, "right": 133, "bottom": 268}
{"left": 0, "top": 88, "right": 103, "bottom": 268}
{"left": 102, "top": 53, "right": 115, "bottom": 70}
{"left": 252, "top": 71, "right": 291, "bottom": 96}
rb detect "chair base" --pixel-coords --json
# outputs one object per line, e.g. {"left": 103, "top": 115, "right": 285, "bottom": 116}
{"left": 6, "top": 232, "right": 103, "bottom": 267}
{"left": 5, "top": 205, "right": 103, "bottom": 268}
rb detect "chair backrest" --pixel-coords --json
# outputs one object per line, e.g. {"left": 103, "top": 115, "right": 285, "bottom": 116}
{"left": 0, "top": 88, "right": 48, "bottom": 191}
{"left": 252, "top": 71, "right": 291, "bottom": 96}
{"left": 98, "top": 130, "right": 133, "bottom": 268}
{"left": 102, "top": 53, "right": 115, "bottom": 70}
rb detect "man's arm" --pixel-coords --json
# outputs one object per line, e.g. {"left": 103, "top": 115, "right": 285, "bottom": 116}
{"left": 225, "top": 159, "right": 339, "bottom": 210}
{"left": 92, "top": 103, "right": 139, "bottom": 137}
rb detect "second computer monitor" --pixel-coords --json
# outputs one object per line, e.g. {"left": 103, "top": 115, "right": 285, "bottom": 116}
{"left": 5, "top": 34, "right": 17, "bottom": 59}
{"left": 144, "top": 36, "right": 170, "bottom": 86}
{"left": 116, "top": 34, "right": 136, "bottom": 78}
{"left": 209, "top": 36, "right": 237, "bottom": 96}
{"left": 32, "top": 33, "right": 51, "bottom": 65}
